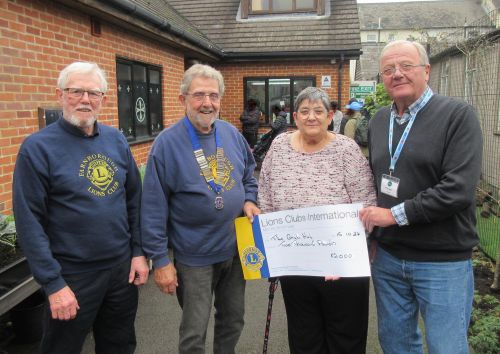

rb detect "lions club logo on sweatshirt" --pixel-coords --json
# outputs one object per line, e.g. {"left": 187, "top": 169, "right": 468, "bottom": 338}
{"left": 79, "top": 154, "right": 119, "bottom": 197}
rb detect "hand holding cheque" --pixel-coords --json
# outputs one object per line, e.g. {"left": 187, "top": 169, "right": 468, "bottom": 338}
{"left": 235, "top": 204, "right": 370, "bottom": 280}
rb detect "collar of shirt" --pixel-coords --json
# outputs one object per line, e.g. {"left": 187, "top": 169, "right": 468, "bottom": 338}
{"left": 59, "top": 117, "right": 100, "bottom": 138}
{"left": 390, "top": 86, "right": 434, "bottom": 125}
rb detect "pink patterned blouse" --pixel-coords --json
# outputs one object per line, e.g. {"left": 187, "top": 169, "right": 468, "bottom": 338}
{"left": 258, "top": 132, "right": 376, "bottom": 213}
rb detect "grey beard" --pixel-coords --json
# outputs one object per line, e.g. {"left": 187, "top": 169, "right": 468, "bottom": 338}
{"left": 69, "top": 115, "right": 96, "bottom": 129}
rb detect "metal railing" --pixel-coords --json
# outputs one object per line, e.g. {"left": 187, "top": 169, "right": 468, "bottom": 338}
{"left": 429, "top": 9, "right": 500, "bottom": 261}
{"left": 429, "top": 9, "right": 500, "bottom": 57}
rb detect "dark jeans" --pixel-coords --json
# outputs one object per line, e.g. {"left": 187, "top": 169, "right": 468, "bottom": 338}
{"left": 40, "top": 260, "right": 138, "bottom": 354}
{"left": 242, "top": 131, "right": 258, "bottom": 148}
{"left": 280, "top": 276, "right": 369, "bottom": 354}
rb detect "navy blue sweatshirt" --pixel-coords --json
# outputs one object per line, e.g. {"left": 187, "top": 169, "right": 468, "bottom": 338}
{"left": 13, "top": 118, "right": 142, "bottom": 295}
{"left": 141, "top": 118, "right": 258, "bottom": 269}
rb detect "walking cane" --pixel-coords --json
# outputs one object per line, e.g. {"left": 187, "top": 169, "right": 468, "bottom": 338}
{"left": 263, "top": 278, "right": 279, "bottom": 354}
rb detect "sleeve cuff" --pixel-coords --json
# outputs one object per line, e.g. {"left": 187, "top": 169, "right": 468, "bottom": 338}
{"left": 43, "top": 276, "right": 67, "bottom": 296}
{"left": 152, "top": 255, "right": 171, "bottom": 270}
{"left": 244, "top": 194, "right": 257, "bottom": 205}
{"left": 132, "top": 245, "right": 145, "bottom": 257}
{"left": 391, "top": 203, "right": 409, "bottom": 226}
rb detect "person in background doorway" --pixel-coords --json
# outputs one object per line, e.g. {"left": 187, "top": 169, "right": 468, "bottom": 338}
{"left": 239, "top": 98, "right": 261, "bottom": 149}
{"left": 13, "top": 61, "right": 148, "bottom": 354}
{"left": 271, "top": 104, "right": 288, "bottom": 138}
{"left": 360, "top": 40, "right": 482, "bottom": 354}
{"left": 340, "top": 101, "right": 362, "bottom": 138}
{"left": 340, "top": 100, "right": 369, "bottom": 157}
{"left": 328, "top": 100, "right": 343, "bottom": 133}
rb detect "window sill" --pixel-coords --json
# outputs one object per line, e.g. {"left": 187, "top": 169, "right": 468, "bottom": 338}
{"left": 128, "top": 135, "right": 157, "bottom": 146}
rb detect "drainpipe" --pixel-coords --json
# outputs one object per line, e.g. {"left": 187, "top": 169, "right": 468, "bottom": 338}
{"left": 337, "top": 53, "right": 344, "bottom": 108}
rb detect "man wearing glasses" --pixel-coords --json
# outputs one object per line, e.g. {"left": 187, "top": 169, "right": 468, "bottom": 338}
{"left": 360, "top": 40, "right": 483, "bottom": 353}
{"left": 141, "top": 64, "right": 259, "bottom": 354}
{"left": 13, "top": 61, "right": 149, "bottom": 353}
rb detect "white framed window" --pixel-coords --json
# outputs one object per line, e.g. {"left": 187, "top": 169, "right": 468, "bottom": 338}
{"left": 241, "top": 0, "right": 324, "bottom": 18}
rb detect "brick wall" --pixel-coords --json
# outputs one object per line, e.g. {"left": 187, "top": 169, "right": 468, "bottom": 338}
{"left": 0, "top": 0, "right": 354, "bottom": 214}
{"left": 0, "top": 0, "right": 185, "bottom": 213}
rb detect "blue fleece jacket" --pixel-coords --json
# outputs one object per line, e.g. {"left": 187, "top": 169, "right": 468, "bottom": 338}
{"left": 13, "top": 118, "right": 142, "bottom": 295}
{"left": 141, "top": 118, "right": 258, "bottom": 268}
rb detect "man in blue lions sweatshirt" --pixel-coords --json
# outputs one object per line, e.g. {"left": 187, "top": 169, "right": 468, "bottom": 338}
{"left": 141, "top": 64, "right": 260, "bottom": 354}
{"left": 13, "top": 62, "right": 149, "bottom": 354}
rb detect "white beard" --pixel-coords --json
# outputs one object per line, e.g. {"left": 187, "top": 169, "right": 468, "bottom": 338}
{"left": 69, "top": 114, "right": 96, "bottom": 129}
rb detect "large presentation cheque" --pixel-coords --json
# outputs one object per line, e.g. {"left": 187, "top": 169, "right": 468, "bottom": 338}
{"left": 235, "top": 203, "right": 370, "bottom": 280}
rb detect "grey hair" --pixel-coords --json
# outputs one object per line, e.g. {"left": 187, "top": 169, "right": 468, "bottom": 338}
{"left": 180, "top": 64, "right": 225, "bottom": 96}
{"left": 380, "top": 40, "right": 429, "bottom": 66}
{"left": 294, "top": 87, "right": 330, "bottom": 112}
{"left": 57, "top": 61, "right": 108, "bottom": 92}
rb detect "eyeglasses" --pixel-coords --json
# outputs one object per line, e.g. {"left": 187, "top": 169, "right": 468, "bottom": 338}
{"left": 298, "top": 109, "right": 327, "bottom": 118}
{"left": 381, "top": 63, "right": 426, "bottom": 77}
{"left": 64, "top": 88, "right": 104, "bottom": 101}
{"left": 186, "top": 92, "right": 220, "bottom": 102}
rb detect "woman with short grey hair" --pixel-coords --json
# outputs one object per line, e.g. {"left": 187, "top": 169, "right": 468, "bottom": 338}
{"left": 259, "top": 87, "right": 376, "bottom": 353}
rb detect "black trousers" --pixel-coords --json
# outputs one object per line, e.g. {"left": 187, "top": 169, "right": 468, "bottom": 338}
{"left": 40, "top": 260, "right": 138, "bottom": 354}
{"left": 242, "top": 131, "right": 258, "bottom": 148}
{"left": 280, "top": 276, "right": 369, "bottom": 354}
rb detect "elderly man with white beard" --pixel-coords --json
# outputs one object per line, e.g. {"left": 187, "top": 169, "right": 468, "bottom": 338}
{"left": 13, "top": 61, "right": 148, "bottom": 354}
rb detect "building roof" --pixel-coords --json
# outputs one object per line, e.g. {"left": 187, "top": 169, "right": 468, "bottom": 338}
{"left": 64, "top": 0, "right": 363, "bottom": 61}
{"left": 164, "top": 0, "right": 362, "bottom": 59}
{"left": 130, "top": 0, "right": 219, "bottom": 50}
{"left": 359, "top": 0, "right": 486, "bottom": 30}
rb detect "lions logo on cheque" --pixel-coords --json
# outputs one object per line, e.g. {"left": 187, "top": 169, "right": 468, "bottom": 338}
{"left": 241, "top": 246, "right": 265, "bottom": 272}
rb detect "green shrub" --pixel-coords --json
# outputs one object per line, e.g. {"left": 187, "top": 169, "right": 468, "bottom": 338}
{"left": 469, "top": 292, "right": 500, "bottom": 354}
{"left": 0, "top": 214, "right": 16, "bottom": 248}
{"left": 363, "top": 83, "right": 392, "bottom": 117}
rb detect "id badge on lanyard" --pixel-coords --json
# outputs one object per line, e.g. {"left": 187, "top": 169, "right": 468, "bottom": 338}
{"left": 383, "top": 113, "right": 416, "bottom": 198}
{"left": 381, "top": 174, "right": 400, "bottom": 198}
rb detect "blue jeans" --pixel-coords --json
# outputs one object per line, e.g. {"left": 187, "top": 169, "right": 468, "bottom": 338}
{"left": 371, "top": 247, "right": 473, "bottom": 354}
{"left": 175, "top": 256, "right": 246, "bottom": 354}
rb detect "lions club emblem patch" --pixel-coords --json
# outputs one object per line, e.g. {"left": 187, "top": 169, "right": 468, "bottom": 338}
{"left": 79, "top": 154, "right": 119, "bottom": 197}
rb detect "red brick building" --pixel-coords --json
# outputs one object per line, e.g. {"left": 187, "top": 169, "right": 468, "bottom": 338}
{"left": 0, "top": 0, "right": 362, "bottom": 213}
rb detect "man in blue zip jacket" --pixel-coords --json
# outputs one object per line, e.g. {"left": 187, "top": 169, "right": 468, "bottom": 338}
{"left": 13, "top": 61, "right": 149, "bottom": 354}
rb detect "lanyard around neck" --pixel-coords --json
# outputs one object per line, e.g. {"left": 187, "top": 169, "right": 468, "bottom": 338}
{"left": 388, "top": 113, "right": 416, "bottom": 174}
{"left": 183, "top": 117, "right": 224, "bottom": 194}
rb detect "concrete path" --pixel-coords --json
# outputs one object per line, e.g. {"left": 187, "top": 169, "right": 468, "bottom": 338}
{"left": 3, "top": 275, "right": 382, "bottom": 353}
{"left": 80, "top": 277, "right": 382, "bottom": 354}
